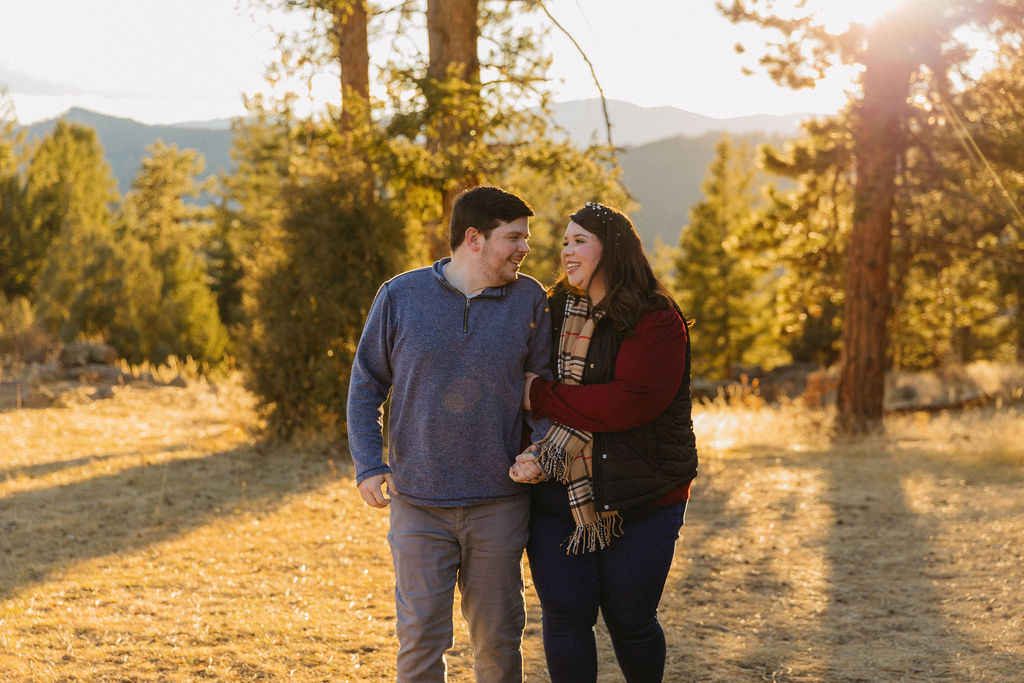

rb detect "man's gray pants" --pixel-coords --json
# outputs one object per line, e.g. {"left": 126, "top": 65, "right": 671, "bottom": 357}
{"left": 388, "top": 495, "right": 530, "bottom": 683}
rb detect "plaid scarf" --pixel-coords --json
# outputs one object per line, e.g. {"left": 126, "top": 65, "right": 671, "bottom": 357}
{"left": 535, "top": 294, "right": 622, "bottom": 553}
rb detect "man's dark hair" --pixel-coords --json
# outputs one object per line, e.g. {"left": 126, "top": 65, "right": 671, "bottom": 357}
{"left": 449, "top": 186, "right": 534, "bottom": 250}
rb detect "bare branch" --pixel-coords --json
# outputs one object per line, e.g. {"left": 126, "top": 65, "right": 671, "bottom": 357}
{"left": 536, "top": 1, "right": 614, "bottom": 148}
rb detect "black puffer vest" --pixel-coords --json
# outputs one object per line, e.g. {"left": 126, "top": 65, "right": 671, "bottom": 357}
{"left": 549, "top": 291, "right": 699, "bottom": 513}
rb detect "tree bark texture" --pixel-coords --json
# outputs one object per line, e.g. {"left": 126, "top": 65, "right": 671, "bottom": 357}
{"left": 426, "top": 0, "right": 481, "bottom": 259}
{"left": 427, "top": 0, "right": 480, "bottom": 83}
{"left": 332, "top": 0, "right": 370, "bottom": 133}
{"left": 834, "top": 24, "right": 914, "bottom": 435}
{"left": 1016, "top": 275, "right": 1024, "bottom": 363}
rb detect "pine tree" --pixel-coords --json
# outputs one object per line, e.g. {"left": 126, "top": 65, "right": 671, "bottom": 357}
{"left": 37, "top": 138, "right": 230, "bottom": 367}
{"left": 888, "top": 42, "right": 1024, "bottom": 367}
{"left": 753, "top": 69, "right": 1024, "bottom": 372}
{"left": 755, "top": 117, "right": 854, "bottom": 367}
{"left": 24, "top": 121, "right": 158, "bottom": 358}
{"left": 721, "top": 0, "right": 1024, "bottom": 433}
{"left": 123, "top": 142, "right": 229, "bottom": 367}
{"left": 675, "top": 136, "right": 767, "bottom": 380}
{"left": 242, "top": 128, "right": 406, "bottom": 437}
{"left": 16, "top": 121, "right": 119, "bottom": 300}
{"left": 35, "top": 225, "right": 164, "bottom": 363}
{"left": 204, "top": 200, "right": 248, "bottom": 334}
{"left": 0, "top": 95, "right": 27, "bottom": 299}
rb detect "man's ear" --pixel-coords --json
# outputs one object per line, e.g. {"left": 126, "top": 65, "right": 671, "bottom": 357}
{"left": 464, "top": 227, "right": 482, "bottom": 251}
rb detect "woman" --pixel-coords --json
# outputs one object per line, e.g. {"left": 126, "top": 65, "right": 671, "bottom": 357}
{"left": 509, "top": 201, "right": 698, "bottom": 682}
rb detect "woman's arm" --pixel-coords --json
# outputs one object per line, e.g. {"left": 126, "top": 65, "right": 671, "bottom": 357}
{"left": 523, "top": 372, "right": 538, "bottom": 411}
{"left": 529, "top": 307, "right": 687, "bottom": 432}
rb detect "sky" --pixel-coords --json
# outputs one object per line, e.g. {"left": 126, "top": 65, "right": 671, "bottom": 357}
{"left": 0, "top": 0, "right": 911, "bottom": 126}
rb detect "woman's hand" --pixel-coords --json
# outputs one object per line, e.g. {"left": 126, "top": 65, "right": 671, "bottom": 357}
{"left": 523, "top": 371, "right": 539, "bottom": 411}
{"left": 509, "top": 444, "right": 548, "bottom": 484}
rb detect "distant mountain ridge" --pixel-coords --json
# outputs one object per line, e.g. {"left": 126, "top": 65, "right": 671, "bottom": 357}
{"left": 550, "top": 99, "right": 808, "bottom": 147}
{"left": 168, "top": 117, "right": 235, "bottom": 130}
{"left": 19, "top": 101, "right": 807, "bottom": 244}
{"left": 20, "top": 108, "right": 233, "bottom": 194}
{"left": 618, "top": 131, "right": 791, "bottom": 246}
{"left": 551, "top": 100, "right": 803, "bottom": 244}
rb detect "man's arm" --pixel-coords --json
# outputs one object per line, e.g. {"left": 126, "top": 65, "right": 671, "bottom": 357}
{"left": 346, "top": 284, "right": 395, "bottom": 499}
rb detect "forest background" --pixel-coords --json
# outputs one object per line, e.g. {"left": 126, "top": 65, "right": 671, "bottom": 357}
{"left": 2, "top": 0, "right": 1024, "bottom": 437}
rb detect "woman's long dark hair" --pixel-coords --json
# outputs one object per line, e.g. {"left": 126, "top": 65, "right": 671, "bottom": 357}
{"left": 553, "top": 202, "right": 676, "bottom": 335}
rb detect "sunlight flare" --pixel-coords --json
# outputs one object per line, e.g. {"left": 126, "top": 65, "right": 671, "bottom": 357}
{"left": 802, "top": 0, "right": 910, "bottom": 32}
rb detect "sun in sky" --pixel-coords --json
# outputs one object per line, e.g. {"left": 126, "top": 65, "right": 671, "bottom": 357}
{"left": 780, "top": 0, "right": 992, "bottom": 54}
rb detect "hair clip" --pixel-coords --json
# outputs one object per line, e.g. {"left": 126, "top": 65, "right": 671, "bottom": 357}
{"left": 585, "top": 202, "right": 621, "bottom": 243}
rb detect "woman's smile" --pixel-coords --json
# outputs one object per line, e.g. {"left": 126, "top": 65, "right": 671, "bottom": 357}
{"left": 562, "top": 220, "right": 605, "bottom": 301}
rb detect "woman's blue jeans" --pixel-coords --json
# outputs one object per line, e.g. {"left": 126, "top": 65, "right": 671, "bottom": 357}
{"left": 526, "top": 486, "right": 686, "bottom": 683}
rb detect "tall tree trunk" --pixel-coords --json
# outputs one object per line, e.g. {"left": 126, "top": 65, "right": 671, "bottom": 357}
{"left": 1015, "top": 275, "right": 1024, "bottom": 363}
{"left": 834, "top": 22, "right": 914, "bottom": 436}
{"left": 426, "top": 0, "right": 481, "bottom": 259}
{"left": 330, "top": 0, "right": 375, "bottom": 212}
{"left": 427, "top": 0, "right": 479, "bottom": 82}
{"left": 331, "top": 0, "right": 370, "bottom": 134}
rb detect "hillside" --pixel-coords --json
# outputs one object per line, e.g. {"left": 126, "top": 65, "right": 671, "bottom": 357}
{"left": 21, "top": 108, "right": 234, "bottom": 194}
{"left": 550, "top": 98, "right": 807, "bottom": 147}
{"left": 18, "top": 101, "right": 807, "bottom": 244}
{"left": 618, "top": 130, "right": 793, "bottom": 246}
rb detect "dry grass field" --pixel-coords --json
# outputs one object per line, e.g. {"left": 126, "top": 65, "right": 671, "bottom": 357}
{"left": 2, "top": 372, "right": 1023, "bottom": 681}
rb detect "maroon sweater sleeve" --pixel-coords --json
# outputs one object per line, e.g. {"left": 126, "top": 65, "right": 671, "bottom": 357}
{"left": 529, "top": 307, "right": 687, "bottom": 432}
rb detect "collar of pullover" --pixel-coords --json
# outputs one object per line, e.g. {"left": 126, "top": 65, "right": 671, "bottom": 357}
{"left": 433, "top": 258, "right": 509, "bottom": 299}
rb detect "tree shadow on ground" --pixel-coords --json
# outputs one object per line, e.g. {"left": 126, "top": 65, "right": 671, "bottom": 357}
{"left": 660, "top": 454, "right": 746, "bottom": 681}
{"left": 662, "top": 443, "right": 974, "bottom": 682}
{"left": 0, "top": 445, "right": 191, "bottom": 480}
{"left": 0, "top": 441, "right": 341, "bottom": 600}
{"left": 817, "top": 445, "right": 962, "bottom": 681}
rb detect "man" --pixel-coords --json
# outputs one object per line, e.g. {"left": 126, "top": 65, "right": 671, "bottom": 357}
{"left": 347, "top": 185, "right": 551, "bottom": 682}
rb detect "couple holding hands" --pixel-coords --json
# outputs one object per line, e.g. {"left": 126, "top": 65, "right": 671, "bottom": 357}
{"left": 347, "top": 186, "right": 698, "bottom": 682}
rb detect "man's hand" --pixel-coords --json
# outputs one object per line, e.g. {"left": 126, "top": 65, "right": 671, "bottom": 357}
{"left": 357, "top": 473, "right": 395, "bottom": 508}
{"left": 509, "top": 444, "right": 547, "bottom": 484}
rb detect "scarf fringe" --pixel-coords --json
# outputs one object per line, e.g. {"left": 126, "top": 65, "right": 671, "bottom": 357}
{"left": 536, "top": 439, "right": 571, "bottom": 484}
{"left": 564, "top": 512, "right": 623, "bottom": 555}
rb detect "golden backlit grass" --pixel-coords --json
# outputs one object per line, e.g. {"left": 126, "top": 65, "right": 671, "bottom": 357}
{"left": 2, "top": 374, "right": 1023, "bottom": 681}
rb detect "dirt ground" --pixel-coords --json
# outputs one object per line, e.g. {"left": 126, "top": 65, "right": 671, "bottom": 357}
{"left": 1, "top": 378, "right": 1022, "bottom": 681}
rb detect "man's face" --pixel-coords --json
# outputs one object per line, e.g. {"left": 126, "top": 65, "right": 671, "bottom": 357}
{"left": 478, "top": 217, "right": 531, "bottom": 286}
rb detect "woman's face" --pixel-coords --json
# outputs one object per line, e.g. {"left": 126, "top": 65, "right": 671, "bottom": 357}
{"left": 562, "top": 220, "right": 605, "bottom": 301}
